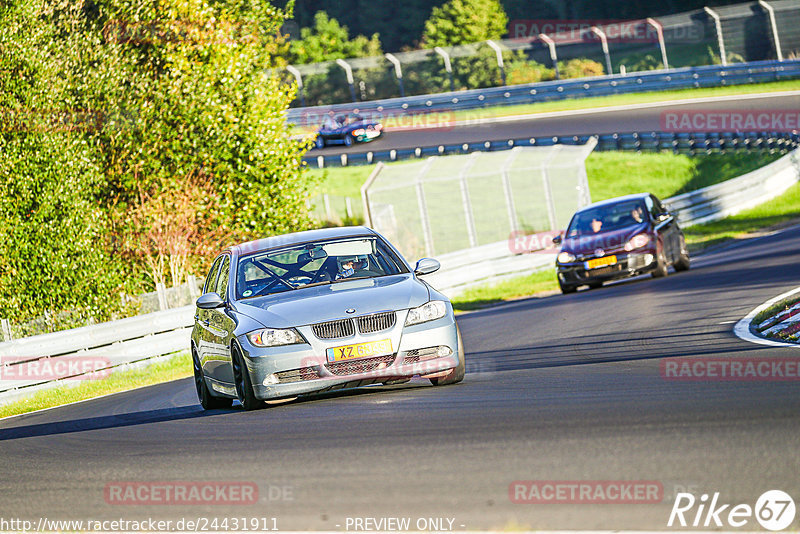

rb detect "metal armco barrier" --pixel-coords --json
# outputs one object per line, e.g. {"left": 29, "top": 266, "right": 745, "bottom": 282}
{"left": 0, "top": 306, "right": 194, "bottom": 401}
{"left": 289, "top": 60, "right": 800, "bottom": 127}
{"left": 666, "top": 146, "right": 800, "bottom": 226}
{"left": 306, "top": 131, "right": 800, "bottom": 168}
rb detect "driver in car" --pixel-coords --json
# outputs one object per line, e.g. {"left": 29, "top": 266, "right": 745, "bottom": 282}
{"left": 335, "top": 256, "right": 367, "bottom": 280}
{"left": 631, "top": 205, "right": 645, "bottom": 223}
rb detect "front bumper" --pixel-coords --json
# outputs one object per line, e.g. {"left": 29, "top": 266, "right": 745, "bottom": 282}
{"left": 237, "top": 310, "right": 460, "bottom": 400}
{"left": 354, "top": 131, "right": 382, "bottom": 143}
{"left": 557, "top": 250, "right": 656, "bottom": 286}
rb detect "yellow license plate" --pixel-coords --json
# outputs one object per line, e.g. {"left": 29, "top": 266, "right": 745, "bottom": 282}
{"left": 326, "top": 339, "right": 392, "bottom": 362}
{"left": 585, "top": 255, "right": 617, "bottom": 269}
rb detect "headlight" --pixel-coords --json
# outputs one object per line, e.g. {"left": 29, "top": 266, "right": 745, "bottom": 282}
{"left": 405, "top": 301, "right": 447, "bottom": 326}
{"left": 557, "top": 251, "right": 576, "bottom": 263}
{"left": 247, "top": 328, "right": 304, "bottom": 347}
{"left": 624, "top": 233, "right": 651, "bottom": 251}
{"left": 353, "top": 128, "right": 365, "bottom": 136}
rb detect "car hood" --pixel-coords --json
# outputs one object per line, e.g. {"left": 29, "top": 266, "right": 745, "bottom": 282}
{"left": 346, "top": 120, "right": 379, "bottom": 131}
{"left": 234, "top": 274, "right": 430, "bottom": 329}
{"left": 562, "top": 222, "right": 650, "bottom": 254}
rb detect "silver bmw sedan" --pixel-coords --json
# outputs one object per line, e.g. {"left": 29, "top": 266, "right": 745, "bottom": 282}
{"left": 191, "top": 226, "right": 465, "bottom": 410}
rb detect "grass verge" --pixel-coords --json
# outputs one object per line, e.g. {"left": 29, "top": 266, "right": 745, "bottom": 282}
{"left": 451, "top": 270, "right": 559, "bottom": 312}
{"left": 0, "top": 352, "right": 192, "bottom": 419}
{"left": 753, "top": 295, "right": 800, "bottom": 329}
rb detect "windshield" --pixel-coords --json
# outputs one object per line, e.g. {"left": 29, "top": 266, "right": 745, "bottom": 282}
{"left": 566, "top": 199, "right": 648, "bottom": 237}
{"left": 235, "top": 237, "right": 407, "bottom": 299}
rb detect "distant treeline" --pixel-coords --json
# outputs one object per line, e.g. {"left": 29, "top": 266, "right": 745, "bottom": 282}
{"left": 273, "top": 0, "right": 751, "bottom": 53}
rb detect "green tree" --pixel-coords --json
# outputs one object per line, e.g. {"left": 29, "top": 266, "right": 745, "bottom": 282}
{"left": 0, "top": 0, "right": 315, "bottom": 328}
{"left": 421, "top": 0, "right": 508, "bottom": 47}
{"left": 288, "top": 11, "right": 382, "bottom": 64}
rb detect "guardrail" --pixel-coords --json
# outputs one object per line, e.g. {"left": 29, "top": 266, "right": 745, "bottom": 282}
{"left": 2, "top": 146, "right": 798, "bottom": 402}
{"left": 306, "top": 131, "right": 800, "bottom": 168}
{"left": 666, "top": 146, "right": 800, "bottom": 226}
{"left": 288, "top": 60, "right": 800, "bottom": 126}
{"left": 0, "top": 306, "right": 194, "bottom": 403}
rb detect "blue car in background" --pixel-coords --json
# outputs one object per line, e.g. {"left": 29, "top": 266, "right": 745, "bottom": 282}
{"left": 315, "top": 113, "right": 383, "bottom": 148}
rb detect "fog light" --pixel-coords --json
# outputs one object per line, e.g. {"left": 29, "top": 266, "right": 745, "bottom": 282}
{"left": 263, "top": 374, "right": 279, "bottom": 386}
{"left": 437, "top": 346, "right": 452, "bottom": 357}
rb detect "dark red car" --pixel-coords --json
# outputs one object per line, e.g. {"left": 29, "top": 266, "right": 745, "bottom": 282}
{"left": 553, "top": 193, "right": 690, "bottom": 294}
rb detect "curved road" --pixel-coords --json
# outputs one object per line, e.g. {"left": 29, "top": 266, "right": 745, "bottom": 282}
{"left": 312, "top": 92, "right": 800, "bottom": 157}
{"left": 1, "top": 224, "right": 799, "bottom": 529}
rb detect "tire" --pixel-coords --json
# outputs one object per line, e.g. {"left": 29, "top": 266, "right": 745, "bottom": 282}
{"left": 588, "top": 282, "right": 603, "bottom": 290}
{"left": 231, "top": 345, "right": 264, "bottom": 411}
{"left": 430, "top": 324, "right": 465, "bottom": 386}
{"left": 674, "top": 235, "right": 691, "bottom": 272}
{"left": 344, "top": 134, "right": 354, "bottom": 147}
{"left": 192, "top": 348, "right": 232, "bottom": 410}
{"left": 651, "top": 244, "right": 669, "bottom": 278}
{"left": 315, "top": 136, "right": 325, "bottom": 149}
{"left": 559, "top": 280, "right": 577, "bottom": 294}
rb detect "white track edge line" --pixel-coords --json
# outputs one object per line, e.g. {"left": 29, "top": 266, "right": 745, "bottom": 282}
{"left": 733, "top": 286, "right": 800, "bottom": 347}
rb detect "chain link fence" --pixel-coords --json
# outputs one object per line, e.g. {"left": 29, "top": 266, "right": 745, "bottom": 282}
{"left": 308, "top": 193, "right": 365, "bottom": 225}
{"left": 285, "top": 1, "right": 800, "bottom": 108}
{"left": 362, "top": 142, "right": 595, "bottom": 260}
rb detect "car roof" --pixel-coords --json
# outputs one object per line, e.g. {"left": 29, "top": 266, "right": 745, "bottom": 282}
{"left": 229, "top": 226, "right": 379, "bottom": 257}
{"left": 578, "top": 193, "right": 652, "bottom": 212}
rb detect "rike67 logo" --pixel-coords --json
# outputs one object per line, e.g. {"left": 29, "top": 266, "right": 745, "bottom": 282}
{"left": 668, "top": 490, "right": 796, "bottom": 531}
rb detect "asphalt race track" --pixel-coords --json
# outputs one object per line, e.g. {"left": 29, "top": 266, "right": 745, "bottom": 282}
{"left": 1, "top": 223, "right": 799, "bottom": 530}
{"left": 311, "top": 92, "right": 800, "bottom": 157}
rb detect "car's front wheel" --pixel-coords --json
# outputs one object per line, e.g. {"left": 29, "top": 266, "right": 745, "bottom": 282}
{"left": 315, "top": 136, "right": 325, "bottom": 149}
{"left": 651, "top": 244, "right": 669, "bottom": 278}
{"left": 674, "top": 235, "right": 691, "bottom": 272}
{"left": 430, "top": 325, "right": 465, "bottom": 386}
{"left": 231, "top": 345, "right": 264, "bottom": 411}
{"left": 344, "top": 134, "right": 354, "bottom": 147}
{"left": 559, "top": 280, "right": 577, "bottom": 294}
{"left": 193, "top": 348, "right": 232, "bottom": 410}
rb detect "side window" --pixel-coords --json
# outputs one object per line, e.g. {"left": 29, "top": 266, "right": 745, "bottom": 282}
{"left": 645, "top": 196, "right": 660, "bottom": 220}
{"left": 203, "top": 256, "right": 224, "bottom": 294}
{"left": 215, "top": 256, "right": 231, "bottom": 300}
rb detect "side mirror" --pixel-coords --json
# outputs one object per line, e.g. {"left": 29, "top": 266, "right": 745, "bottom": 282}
{"left": 552, "top": 235, "right": 562, "bottom": 246}
{"left": 414, "top": 258, "right": 440, "bottom": 276}
{"left": 196, "top": 292, "right": 225, "bottom": 309}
